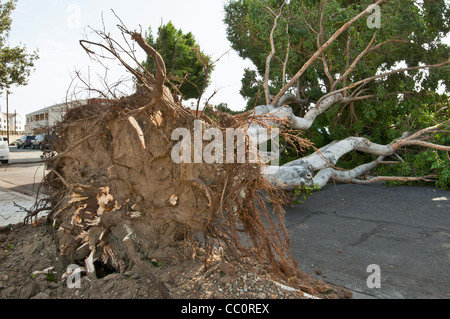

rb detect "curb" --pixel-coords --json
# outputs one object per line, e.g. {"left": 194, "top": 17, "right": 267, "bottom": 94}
{"left": 0, "top": 183, "right": 38, "bottom": 226}
{"left": 0, "top": 182, "right": 37, "bottom": 202}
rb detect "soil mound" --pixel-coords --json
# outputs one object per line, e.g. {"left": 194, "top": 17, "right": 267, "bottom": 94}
{"left": 0, "top": 220, "right": 352, "bottom": 299}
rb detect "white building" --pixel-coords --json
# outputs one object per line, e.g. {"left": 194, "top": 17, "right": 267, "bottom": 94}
{"left": 25, "top": 98, "right": 109, "bottom": 134}
{"left": 0, "top": 112, "right": 25, "bottom": 134}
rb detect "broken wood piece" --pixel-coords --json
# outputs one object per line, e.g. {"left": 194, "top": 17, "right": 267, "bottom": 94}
{"left": 85, "top": 249, "right": 96, "bottom": 277}
{"left": 128, "top": 116, "right": 146, "bottom": 149}
{"left": 32, "top": 267, "right": 56, "bottom": 276}
{"left": 168, "top": 195, "right": 178, "bottom": 206}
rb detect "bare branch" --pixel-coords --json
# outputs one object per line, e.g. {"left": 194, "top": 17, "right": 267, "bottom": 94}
{"left": 79, "top": 39, "right": 153, "bottom": 92}
{"left": 271, "top": 0, "right": 387, "bottom": 106}
{"left": 332, "top": 32, "right": 378, "bottom": 91}
{"left": 318, "top": 1, "right": 334, "bottom": 88}
{"left": 281, "top": 24, "right": 290, "bottom": 88}
{"left": 264, "top": 1, "right": 287, "bottom": 105}
{"left": 394, "top": 140, "right": 450, "bottom": 152}
{"left": 351, "top": 175, "right": 437, "bottom": 184}
{"left": 129, "top": 32, "right": 167, "bottom": 99}
{"left": 400, "top": 120, "right": 450, "bottom": 141}
{"left": 316, "top": 61, "right": 450, "bottom": 110}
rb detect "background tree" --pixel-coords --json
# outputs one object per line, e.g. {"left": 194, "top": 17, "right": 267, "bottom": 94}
{"left": 0, "top": 0, "right": 38, "bottom": 91}
{"left": 224, "top": 0, "right": 450, "bottom": 188}
{"left": 142, "top": 21, "right": 213, "bottom": 101}
{"left": 240, "top": 68, "right": 265, "bottom": 111}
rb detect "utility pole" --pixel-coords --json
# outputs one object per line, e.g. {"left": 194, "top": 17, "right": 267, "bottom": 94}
{"left": 6, "top": 91, "right": 9, "bottom": 145}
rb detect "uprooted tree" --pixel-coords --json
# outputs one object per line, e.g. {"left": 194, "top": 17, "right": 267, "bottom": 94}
{"left": 226, "top": 0, "right": 450, "bottom": 189}
{"left": 26, "top": 0, "right": 449, "bottom": 298}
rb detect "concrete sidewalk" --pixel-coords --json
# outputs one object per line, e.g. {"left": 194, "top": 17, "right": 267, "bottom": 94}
{"left": 0, "top": 147, "right": 45, "bottom": 226}
{"left": 0, "top": 185, "right": 37, "bottom": 226}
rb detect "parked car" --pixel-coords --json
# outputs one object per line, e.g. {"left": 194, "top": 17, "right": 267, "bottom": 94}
{"left": 41, "top": 134, "right": 55, "bottom": 150}
{"left": 0, "top": 139, "right": 9, "bottom": 164}
{"left": 31, "top": 134, "right": 46, "bottom": 149}
{"left": 16, "top": 135, "right": 36, "bottom": 149}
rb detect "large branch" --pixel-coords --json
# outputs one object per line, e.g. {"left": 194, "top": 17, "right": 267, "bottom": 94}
{"left": 261, "top": 122, "right": 450, "bottom": 190}
{"left": 275, "top": 93, "right": 310, "bottom": 108}
{"left": 267, "top": 61, "right": 449, "bottom": 132}
{"left": 250, "top": 92, "right": 344, "bottom": 135}
{"left": 249, "top": 59, "right": 449, "bottom": 149}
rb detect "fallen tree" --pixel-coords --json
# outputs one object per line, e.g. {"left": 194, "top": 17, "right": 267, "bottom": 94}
{"left": 34, "top": 20, "right": 310, "bottom": 298}
{"left": 226, "top": 0, "right": 450, "bottom": 190}
{"left": 25, "top": 1, "right": 449, "bottom": 298}
{"left": 243, "top": 0, "right": 450, "bottom": 191}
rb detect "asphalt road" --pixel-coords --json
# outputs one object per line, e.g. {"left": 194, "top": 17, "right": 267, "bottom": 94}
{"left": 284, "top": 182, "right": 450, "bottom": 299}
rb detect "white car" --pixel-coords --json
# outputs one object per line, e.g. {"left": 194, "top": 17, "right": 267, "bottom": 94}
{"left": 0, "top": 138, "right": 9, "bottom": 164}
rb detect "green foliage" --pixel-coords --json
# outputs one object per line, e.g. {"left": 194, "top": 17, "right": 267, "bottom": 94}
{"left": 225, "top": 0, "right": 450, "bottom": 108}
{"left": 377, "top": 149, "right": 450, "bottom": 189}
{"left": 214, "top": 102, "right": 241, "bottom": 115}
{"left": 224, "top": 0, "right": 450, "bottom": 188}
{"left": 0, "top": 0, "right": 38, "bottom": 91}
{"left": 376, "top": 97, "right": 450, "bottom": 189}
{"left": 142, "top": 21, "right": 213, "bottom": 100}
{"left": 291, "top": 183, "right": 321, "bottom": 205}
{"left": 151, "top": 259, "right": 163, "bottom": 267}
{"left": 240, "top": 68, "right": 265, "bottom": 111}
{"left": 204, "top": 102, "right": 243, "bottom": 121}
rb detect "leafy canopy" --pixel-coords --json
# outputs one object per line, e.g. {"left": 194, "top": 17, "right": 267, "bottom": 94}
{"left": 0, "top": 0, "right": 38, "bottom": 91}
{"left": 142, "top": 21, "right": 213, "bottom": 100}
{"left": 224, "top": 0, "right": 450, "bottom": 188}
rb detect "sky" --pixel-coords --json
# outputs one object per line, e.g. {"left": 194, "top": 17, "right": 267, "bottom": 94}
{"left": 1, "top": 0, "right": 254, "bottom": 116}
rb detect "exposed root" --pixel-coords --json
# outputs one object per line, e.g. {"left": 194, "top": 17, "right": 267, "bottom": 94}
{"left": 38, "top": 82, "right": 305, "bottom": 291}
